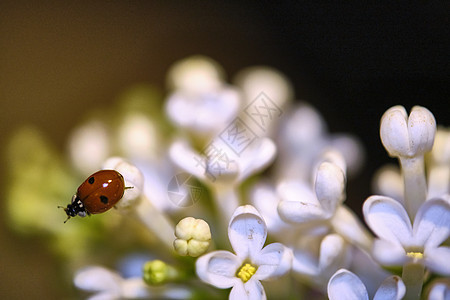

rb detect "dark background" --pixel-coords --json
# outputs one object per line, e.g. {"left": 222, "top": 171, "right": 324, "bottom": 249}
{"left": 0, "top": 2, "right": 448, "bottom": 299}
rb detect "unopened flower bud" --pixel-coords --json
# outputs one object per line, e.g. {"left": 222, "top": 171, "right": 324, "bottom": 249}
{"left": 143, "top": 260, "right": 178, "bottom": 285}
{"left": 174, "top": 217, "right": 211, "bottom": 257}
{"left": 380, "top": 105, "right": 436, "bottom": 158}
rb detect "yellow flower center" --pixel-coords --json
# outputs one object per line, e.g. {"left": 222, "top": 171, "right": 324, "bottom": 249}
{"left": 406, "top": 251, "right": 424, "bottom": 262}
{"left": 237, "top": 263, "right": 257, "bottom": 283}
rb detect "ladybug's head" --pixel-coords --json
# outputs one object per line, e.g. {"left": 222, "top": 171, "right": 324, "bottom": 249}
{"left": 57, "top": 204, "right": 76, "bottom": 223}
{"left": 59, "top": 195, "right": 87, "bottom": 223}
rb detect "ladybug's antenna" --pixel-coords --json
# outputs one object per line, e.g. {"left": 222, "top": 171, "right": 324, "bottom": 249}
{"left": 57, "top": 205, "right": 70, "bottom": 223}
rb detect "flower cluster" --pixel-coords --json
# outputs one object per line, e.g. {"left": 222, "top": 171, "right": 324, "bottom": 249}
{"left": 5, "top": 56, "right": 450, "bottom": 299}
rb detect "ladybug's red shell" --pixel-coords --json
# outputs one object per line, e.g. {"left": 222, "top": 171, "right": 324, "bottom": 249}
{"left": 77, "top": 170, "right": 125, "bottom": 214}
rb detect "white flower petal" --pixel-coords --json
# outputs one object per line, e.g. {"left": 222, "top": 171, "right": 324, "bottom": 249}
{"left": 412, "top": 198, "right": 450, "bottom": 249}
{"left": 166, "top": 55, "right": 224, "bottom": 93}
{"left": 428, "top": 280, "right": 450, "bottom": 300}
{"left": 331, "top": 206, "right": 373, "bottom": 252}
{"left": 407, "top": 106, "right": 436, "bottom": 156}
{"left": 314, "top": 162, "right": 346, "bottom": 215}
{"left": 229, "top": 205, "right": 267, "bottom": 260}
{"left": 249, "top": 182, "right": 287, "bottom": 233}
{"left": 292, "top": 249, "right": 320, "bottom": 277}
{"left": 165, "top": 87, "right": 240, "bottom": 140}
{"left": 169, "top": 139, "right": 208, "bottom": 181}
{"left": 363, "top": 196, "right": 413, "bottom": 246}
{"left": 238, "top": 138, "right": 277, "bottom": 182}
{"left": 121, "top": 278, "right": 151, "bottom": 299}
{"left": 234, "top": 66, "right": 293, "bottom": 111}
{"left": 424, "top": 246, "right": 450, "bottom": 276}
{"left": 195, "top": 250, "right": 241, "bottom": 288}
{"left": 429, "top": 127, "right": 450, "bottom": 165}
{"left": 372, "top": 239, "right": 407, "bottom": 266}
{"left": 373, "top": 276, "right": 405, "bottom": 300}
{"left": 318, "top": 234, "right": 347, "bottom": 273}
{"left": 74, "top": 266, "right": 122, "bottom": 293}
{"left": 380, "top": 106, "right": 410, "bottom": 157}
{"left": 277, "top": 181, "right": 317, "bottom": 204}
{"left": 88, "top": 291, "right": 120, "bottom": 300}
{"left": 253, "top": 243, "right": 292, "bottom": 280}
{"left": 277, "top": 199, "right": 326, "bottom": 224}
{"left": 230, "top": 280, "right": 267, "bottom": 300}
{"left": 327, "top": 269, "right": 369, "bottom": 300}
{"left": 277, "top": 181, "right": 326, "bottom": 223}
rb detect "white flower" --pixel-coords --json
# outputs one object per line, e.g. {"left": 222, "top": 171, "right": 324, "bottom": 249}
{"left": 165, "top": 56, "right": 241, "bottom": 141}
{"left": 327, "top": 269, "right": 405, "bottom": 300}
{"left": 69, "top": 120, "right": 110, "bottom": 175}
{"left": 233, "top": 66, "right": 294, "bottom": 137}
{"left": 74, "top": 266, "right": 190, "bottom": 299}
{"left": 233, "top": 66, "right": 293, "bottom": 111}
{"left": 292, "top": 233, "right": 351, "bottom": 288}
{"left": 277, "top": 160, "right": 372, "bottom": 251}
{"left": 379, "top": 105, "right": 436, "bottom": 218}
{"left": 166, "top": 55, "right": 225, "bottom": 94}
{"left": 278, "top": 161, "right": 346, "bottom": 224}
{"left": 196, "top": 205, "right": 292, "bottom": 300}
{"left": 363, "top": 195, "right": 450, "bottom": 275}
{"left": 170, "top": 136, "right": 276, "bottom": 220}
{"left": 275, "top": 103, "right": 364, "bottom": 181}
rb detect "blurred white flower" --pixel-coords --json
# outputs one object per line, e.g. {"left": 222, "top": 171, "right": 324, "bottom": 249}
{"left": 74, "top": 266, "right": 190, "bottom": 299}
{"left": 233, "top": 66, "right": 294, "bottom": 138}
{"left": 196, "top": 205, "right": 292, "bottom": 300}
{"left": 166, "top": 55, "right": 225, "bottom": 94}
{"left": 363, "top": 195, "right": 450, "bottom": 275}
{"left": 117, "top": 114, "right": 160, "bottom": 161}
{"left": 275, "top": 103, "right": 364, "bottom": 181}
{"left": 165, "top": 56, "right": 241, "bottom": 142}
{"left": 427, "top": 127, "right": 450, "bottom": 199}
{"left": 371, "top": 164, "right": 404, "bottom": 202}
{"left": 292, "top": 233, "right": 351, "bottom": 288}
{"left": 427, "top": 279, "right": 450, "bottom": 300}
{"left": 327, "top": 269, "right": 405, "bottom": 300}
{"left": 69, "top": 120, "right": 111, "bottom": 175}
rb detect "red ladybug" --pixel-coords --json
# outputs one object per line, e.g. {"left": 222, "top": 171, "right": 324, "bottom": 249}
{"left": 61, "top": 170, "right": 130, "bottom": 223}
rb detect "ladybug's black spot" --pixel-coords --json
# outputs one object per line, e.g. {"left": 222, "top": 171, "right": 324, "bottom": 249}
{"left": 100, "top": 195, "right": 109, "bottom": 204}
{"left": 88, "top": 177, "right": 95, "bottom": 184}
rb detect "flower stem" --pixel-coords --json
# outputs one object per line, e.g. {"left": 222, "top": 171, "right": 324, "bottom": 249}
{"left": 211, "top": 186, "right": 239, "bottom": 239}
{"left": 399, "top": 156, "right": 427, "bottom": 219}
{"left": 133, "top": 196, "right": 175, "bottom": 250}
{"left": 402, "top": 261, "right": 425, "bottom": 300}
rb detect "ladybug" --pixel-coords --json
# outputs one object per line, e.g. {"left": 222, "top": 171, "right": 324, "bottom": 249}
{"left": 61, "top": 170, "right": 131, "bottom": 223}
